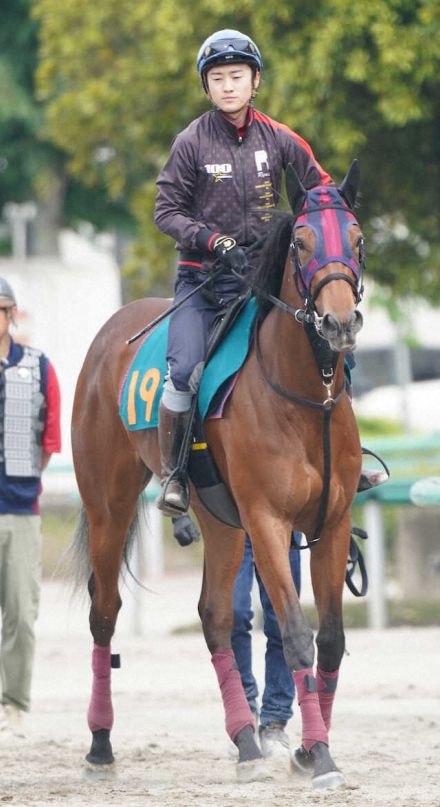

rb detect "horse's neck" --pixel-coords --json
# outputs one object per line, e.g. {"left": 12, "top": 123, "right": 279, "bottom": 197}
{"left": 259, "top": 287, "right": 344, "bottom": 403}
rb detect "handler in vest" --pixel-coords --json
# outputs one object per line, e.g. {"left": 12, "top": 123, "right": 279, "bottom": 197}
{"left": 0, "top": 277, "right": 61, "bottom": 738}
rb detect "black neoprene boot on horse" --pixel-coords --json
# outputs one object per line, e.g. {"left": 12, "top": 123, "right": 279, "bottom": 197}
{"left": 156, "top": 402, "right": 191, "bottom": 516}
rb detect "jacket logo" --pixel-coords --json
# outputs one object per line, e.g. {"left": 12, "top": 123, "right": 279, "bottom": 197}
{"left": 255, "top": 150, "right": 270, "bottom": 177}
{"left": 205, "top": 163, "right": 233, "bottom": 182}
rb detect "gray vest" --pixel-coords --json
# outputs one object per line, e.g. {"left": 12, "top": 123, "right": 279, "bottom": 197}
{"left": 1, "top": 346, "right": 45, "bottom": 477}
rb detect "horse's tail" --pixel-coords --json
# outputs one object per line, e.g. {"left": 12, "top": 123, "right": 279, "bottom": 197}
{"left": 65, "top": 506, "right": 91, "bottom": 593}
{"left": 65, "top": 500, "right": 147, "bottom": 594}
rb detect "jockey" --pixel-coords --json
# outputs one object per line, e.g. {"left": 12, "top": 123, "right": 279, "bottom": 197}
{"left": 154, "top": 28, "right": 332, "bottom": 515}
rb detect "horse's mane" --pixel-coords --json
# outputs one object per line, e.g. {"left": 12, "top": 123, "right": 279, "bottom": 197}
{"left": 250, "top": 212, "right": 293, "bottom": 315}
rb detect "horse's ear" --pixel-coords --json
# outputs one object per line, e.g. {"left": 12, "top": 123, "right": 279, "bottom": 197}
{"left": 338, "top": 159, "right": 360, "bottom": 209}
{"left": 286, "top": 163, "right": 307, "bottom": 216}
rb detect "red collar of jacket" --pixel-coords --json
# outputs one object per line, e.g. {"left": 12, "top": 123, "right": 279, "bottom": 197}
{"left": 216, "top": 106, "right": 254, "bottom": 141}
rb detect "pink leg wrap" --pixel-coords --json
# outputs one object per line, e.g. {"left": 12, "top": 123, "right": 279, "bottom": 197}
{"left": 293, "top": 668, "right": 328, "bottom": 751}
{"left": 211, "top": 650, "right": 255, "bottom": 741}
{"left": 317, "top": 667, "right": 339, "bottom": 731}
{"left": 87, "top": 643, "right": 114, "bottom": 732}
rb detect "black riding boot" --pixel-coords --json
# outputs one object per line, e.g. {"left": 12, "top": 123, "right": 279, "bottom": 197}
{"left": 156, "top": 402, "right": 191, "bottom": 517}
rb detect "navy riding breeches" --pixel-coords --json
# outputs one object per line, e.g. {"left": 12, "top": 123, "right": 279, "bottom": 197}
{"left": 166, "top": 270, "right": 247, "bottom": 393}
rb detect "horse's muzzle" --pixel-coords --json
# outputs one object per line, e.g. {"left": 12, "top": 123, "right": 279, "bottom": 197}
{"left": 320, "top": 310, "right": 363, "bottom": 351}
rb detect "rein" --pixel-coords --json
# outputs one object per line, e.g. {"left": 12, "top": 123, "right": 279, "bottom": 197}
{"left": 254, "top": 320, "right": 345, "bottom": 412}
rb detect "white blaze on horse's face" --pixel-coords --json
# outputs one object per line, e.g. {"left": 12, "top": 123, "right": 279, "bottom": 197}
{"left": 296, "top": 220, "right": 364, "bottom": 352}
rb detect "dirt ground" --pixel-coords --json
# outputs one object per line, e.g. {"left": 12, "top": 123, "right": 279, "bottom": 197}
{"left": 0, "top": 572, "right": 439, "bottom": 807}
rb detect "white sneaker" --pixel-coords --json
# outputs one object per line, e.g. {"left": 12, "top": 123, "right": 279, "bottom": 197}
{"left": 259, "top": 723, "right": 291, "bottom": 759}
{"left": 0, "top": 705, "right": 9, "bottom": 734}
{"left": 2, "top": 704, "right": 26, "bottom": 738}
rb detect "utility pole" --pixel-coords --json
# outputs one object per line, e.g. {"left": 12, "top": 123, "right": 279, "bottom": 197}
{"left": 3, "top": 202, "right": 37, "bottom": 259}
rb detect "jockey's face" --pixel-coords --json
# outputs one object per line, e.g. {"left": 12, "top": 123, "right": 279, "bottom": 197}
{"left": 206, "top": 63, "right": 260, "bottom": 124}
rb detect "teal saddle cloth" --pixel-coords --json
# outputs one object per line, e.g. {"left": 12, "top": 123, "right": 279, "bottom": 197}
{"left": 119, "top": 298, "right": 258, "bottom": 430}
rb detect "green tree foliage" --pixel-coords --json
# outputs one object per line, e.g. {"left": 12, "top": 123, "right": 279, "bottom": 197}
{"left": 0, "top": 0, "right": 49, "bottom": 207}
{"left": 0, "top": 0, "right": 133, "bottom": 251}
{"left": 33, "top": 0, "right": 440, "bottom": 299}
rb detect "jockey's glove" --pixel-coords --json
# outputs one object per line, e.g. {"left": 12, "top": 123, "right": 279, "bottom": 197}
{"left": 195, "top": 228, "right": 248, "bottom": 276}
{"left": 211, "top": 235, "right": 248, "bottom": 276}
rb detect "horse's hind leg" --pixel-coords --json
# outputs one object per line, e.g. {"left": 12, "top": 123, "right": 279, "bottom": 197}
{"left": 193, "top": 506, "right": 264, "bottom": 782}
{"left": 83, "top": 465, "right": 150, "bottom": 766}
{"left": 85, "top": 511, "right": 132, "bottom": 765}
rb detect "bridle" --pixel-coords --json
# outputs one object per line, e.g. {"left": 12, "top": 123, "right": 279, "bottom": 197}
{"left": 256, "top": 198, "right": 365, "bottom": 350}
{"left": 256, "top": 197, "right": 366, "bottom": 405}
{"left": 290, "top": 200, "right": 365, "bottom": 337}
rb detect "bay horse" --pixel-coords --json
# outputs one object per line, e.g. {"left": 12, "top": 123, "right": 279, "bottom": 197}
{"left": 70, "top": 161, "right": 365, "bottom": 789}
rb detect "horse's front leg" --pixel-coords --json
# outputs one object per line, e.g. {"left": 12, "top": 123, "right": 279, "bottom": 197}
{"left": 290, "top": 517, "right": 351, "bottom": 787}
{"left": 311, "top": 520, "right": 350, "bottom": 733}
{"left": 193, "top": 506, "right": 264, "bottom": 782}
{"left": 249, "top": 516, "right": 345, "bottom": 789}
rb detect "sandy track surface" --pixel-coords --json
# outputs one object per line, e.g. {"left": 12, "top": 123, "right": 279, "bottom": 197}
{"left": 1, "top": 573, "right": 439, "bottom": 807}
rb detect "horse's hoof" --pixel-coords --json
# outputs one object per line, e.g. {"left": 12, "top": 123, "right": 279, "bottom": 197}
{"left": 312, "top": 769, "right": 345, "bottom": 790}
{"left": 290, "top": 744, "right": 314, "bottom": 777}
{"left": 85, "top": 728, "right": 114, "bottom": 765}
{"left": 83, "top": 762, "right": 116, "bottom": 781}
{"left": 232, "top": 724, "right": 266, "bottom": 781}
{"left": 308, "top": 741, "right": 345, "bottom": 790}
{"left": 236, "top": 758, "right": 267, "bottom": 783}
{"left": 234, "top": 724, "right": 263, "bottom": 764}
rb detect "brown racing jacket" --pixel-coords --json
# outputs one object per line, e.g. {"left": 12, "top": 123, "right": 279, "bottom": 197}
{"left": 155, "top": 106, "right": 332, "bottom": 267}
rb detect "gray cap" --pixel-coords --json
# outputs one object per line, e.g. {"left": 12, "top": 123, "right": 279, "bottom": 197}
{"left": 0, "top": 277, "right": 17, "bottom": 307}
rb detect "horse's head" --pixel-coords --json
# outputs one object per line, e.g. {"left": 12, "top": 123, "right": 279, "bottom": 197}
{"left": 286, "top": 161, "right": 364, "bottom": 352}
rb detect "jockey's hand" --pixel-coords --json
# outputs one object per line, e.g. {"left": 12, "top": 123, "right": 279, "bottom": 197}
{"left": 212, "top": 235, "right": 248, "bottom": 276}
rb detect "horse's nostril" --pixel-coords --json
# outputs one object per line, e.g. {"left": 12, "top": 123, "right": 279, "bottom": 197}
{"left": 350, "top": 310, "right": 364, "bottom": 334}
{"left": 322, "top": 313, "right": 340, "bottom": 337}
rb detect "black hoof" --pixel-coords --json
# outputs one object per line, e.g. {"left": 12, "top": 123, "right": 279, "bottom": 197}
{"left": 309, "top": 741, "right": 345, "bottom": 790}
{"left": 291, "top": 744, "right": 314, "bottom": 776}
{"left": 86, "top": 729, "right": 114, "bottom": 765}
{"left": 234, "top": 725, "right": 265, "bottom": 783}
{"left": 234, "top": 724, "right": 262, "bottom": 764}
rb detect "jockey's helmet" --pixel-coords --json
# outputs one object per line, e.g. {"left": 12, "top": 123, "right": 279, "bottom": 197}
{"left": 197, "top": 30, "right": 262, "bottom": 89}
